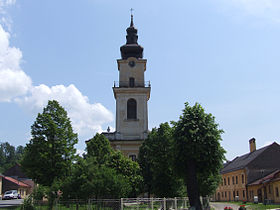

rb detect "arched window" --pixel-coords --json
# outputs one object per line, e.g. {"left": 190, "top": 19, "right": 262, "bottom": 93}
{"left": 127, "top": 98, "right": 137, "bottom": 119}
{"left": 129, "top": 77, "right": 135, "bottom": 87}
{"left": 129, "top": 154, "right": 137, "bottom": 161}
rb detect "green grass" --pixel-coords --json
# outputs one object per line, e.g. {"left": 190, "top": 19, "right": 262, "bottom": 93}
{"left": 223, "top": 201, "right": 280, "bottom": 210}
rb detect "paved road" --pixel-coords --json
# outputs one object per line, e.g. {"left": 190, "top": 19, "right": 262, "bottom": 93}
{"left": 210, "top": 202, "right": 240, "bottom": 210}
{"left": 0, "top": 199, "right": 24, "bottom": 208}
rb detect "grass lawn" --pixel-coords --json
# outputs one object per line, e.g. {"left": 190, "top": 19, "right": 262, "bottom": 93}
{"left": 225, "top": 201, "right": 280, "bottom": 210}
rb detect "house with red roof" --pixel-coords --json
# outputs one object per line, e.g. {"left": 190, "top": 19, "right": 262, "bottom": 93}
{"left": 1, "top": 163, "right": 34, "bottom": 198}
{"left": 2, "top": 176, "right": 30, "bottom": 198}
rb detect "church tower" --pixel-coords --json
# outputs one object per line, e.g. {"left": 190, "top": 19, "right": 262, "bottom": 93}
{"left": 103, "top": 15, "right": 151, "bottom": 160}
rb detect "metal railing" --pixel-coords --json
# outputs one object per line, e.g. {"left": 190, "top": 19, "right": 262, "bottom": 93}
{"left": 30, "top": 197, "right": 190, "bottom": 210}
{"left": 114, "top": 81, "right": 151, "bottom": 88}
{"left": 121, "top": 197, "right": 189, "bottom": 210}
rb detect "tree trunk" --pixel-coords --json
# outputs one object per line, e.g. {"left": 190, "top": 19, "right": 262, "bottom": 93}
{"left": 186, "top": 158, "right": 202, "bottom": 210}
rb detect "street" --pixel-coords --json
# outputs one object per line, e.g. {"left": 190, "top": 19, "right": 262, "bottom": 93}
{"left": 0, "top": 199, "right": 23, "bottom": 208}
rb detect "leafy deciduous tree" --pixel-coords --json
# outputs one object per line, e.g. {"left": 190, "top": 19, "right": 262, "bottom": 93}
{"left": 173, "top": 102, "right": 225, "bottom": 210}
{"left": 0, "top": 142, "right": 25, "bottom": 173}
{"left": 138, "top": 122, "right": 185, "bottom": 197}
{"left": 84, "top": 133, "right": 143, "bottom": 198}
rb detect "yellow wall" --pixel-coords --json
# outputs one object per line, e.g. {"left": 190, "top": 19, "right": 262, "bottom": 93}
{"left": 272, "top": 180, "right": 280, "bottom": 203}
{"left": 215, "top": 169, "right": 247, "bottom": 201}
{"left": 18, "top": 188, "right": 28, "bottom": 198}
{"left": 247, "top": 180, "right": 280, "bottom": 203}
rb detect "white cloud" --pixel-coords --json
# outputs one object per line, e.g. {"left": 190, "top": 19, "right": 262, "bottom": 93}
{"left": 0, "top": 24, "right": 32, "bottom": 102}
{"left": 76, "top": 149, "right": 86, "bottom": 157}
{"left": 0, "top": 21, "right": 113, "bottom": 139}
{"left": 215, "top": 0, "right": 280, "bottom": 23}
{"left": 16, "top": 84, "right": 114, "bottom": 137}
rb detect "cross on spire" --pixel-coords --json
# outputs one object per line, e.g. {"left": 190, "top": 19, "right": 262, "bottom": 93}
{"left": 130, "top": 8, "right": 134, "bottom": 27}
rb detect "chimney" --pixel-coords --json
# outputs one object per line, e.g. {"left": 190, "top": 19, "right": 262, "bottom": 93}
{"left": 249, "top": 138, "right": 256, "bottom": 152}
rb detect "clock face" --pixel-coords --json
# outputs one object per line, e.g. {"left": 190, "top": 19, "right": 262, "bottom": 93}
{"left": 128, "top": 61, "right": 135, "bottom": 67}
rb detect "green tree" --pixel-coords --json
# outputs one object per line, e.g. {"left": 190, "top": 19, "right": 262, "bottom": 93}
{"left": 108, "top": 151, "right": 143, "bottom": 197}
{"left": 21, "top": 100, "right": 78, "bottom": 208}
{"left": 61, "top": 156, "right": 132, "bottom": 200}
{"left": 173, "top": 102, "right": 225, "bottom": 210}
{"left": 85, "top": 133, "right": 113, "bottom": 164}
{"left": 138, "top": 122, "right": 185, "bottom": 197}
{"left": 85, "top": 133, "right": 143, "bottom": 197}
{"left": 0, "top": 142, "right": 25, "bottom": 173}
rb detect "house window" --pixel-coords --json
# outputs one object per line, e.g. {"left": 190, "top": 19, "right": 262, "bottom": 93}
{"left": 233, "top": 191, "right": 235, "bottom": 198}
{"left": 276, "top": 187, "right": 279, "bottom": 197}
{"left": 224, "top": 178, "right": 226, "bottom": 185}
{"left": 129, "top": 154, "right": 137, "bottom": 161}
{"left": 222, "top": 192, "right": 224, "bottom": 198}
{"left": 242, "top": 174, "right": 244, "bottom": 184}
{"left": 225, "top": 191, "right": 227, "bottom": 198}
{"left": 129, "top": 77, "right": 135, "bottom": 87}
{"left": 232, "top": 176, "right": 235, "bottom": 185}
{"left": 237, "top": 191, "right": 239, "bottom": 196}
{"left": 236, "top": 176, "right": 238, "bottom": 184}
{"left": 127, "top": 98, "right": 137, "bottom": 119}
{"left": 243, "top": 190, "right": 245, "bottom": 198}
{"left": 228, "top": 177, "right": 230, "bottom": 185}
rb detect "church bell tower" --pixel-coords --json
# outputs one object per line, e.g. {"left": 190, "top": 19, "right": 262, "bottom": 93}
{"left": 103, "top": 15, "right": 151, "bottom": 160}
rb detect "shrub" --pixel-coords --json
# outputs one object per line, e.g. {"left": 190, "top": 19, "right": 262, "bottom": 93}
{"left": 20, "top": 196, "right": 35, "bottom": 210}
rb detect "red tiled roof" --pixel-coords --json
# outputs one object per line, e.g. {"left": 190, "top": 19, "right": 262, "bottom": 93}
{"left": 248, "top": 169, "right": 280, "bottom": 186}
{"left": 3, "top": 176, "right": 30, "bottom": 188}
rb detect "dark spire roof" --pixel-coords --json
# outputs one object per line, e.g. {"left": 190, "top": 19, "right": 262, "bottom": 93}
{"left": 120, "top": 15, "right": 143, "bottom": 59}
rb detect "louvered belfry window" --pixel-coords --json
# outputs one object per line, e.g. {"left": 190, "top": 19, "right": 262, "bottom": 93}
{"left": 127, "top": 98, "right": 137, "bottom": 119}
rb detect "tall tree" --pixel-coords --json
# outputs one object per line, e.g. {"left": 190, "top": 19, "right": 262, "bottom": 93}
{"left": 173, "top": 102, "right": 225, "bottom": 210}
{"left": 138, "top": 123, "right": 185, "bottom": 197}
{"left": 21, "top": 100, "right": 78, "bottom": 189}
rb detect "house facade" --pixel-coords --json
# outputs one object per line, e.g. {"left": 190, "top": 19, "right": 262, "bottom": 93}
{"left": 247, "top": 170, "right": 280, "bottom": 203}
{"left": 2, "top": 163, "right": 34, "bottom": 198}
{"left": 2, "top": 176, "right": 30, "bottom": 198}
{"left": 215, "top": 138, "right": 280, "bottom": 203}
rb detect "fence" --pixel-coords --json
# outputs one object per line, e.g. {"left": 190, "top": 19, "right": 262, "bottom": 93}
{"left": 121, "top": 197, "right": 189, "bottom": 210}
{"left": 32, "top": 197, "right": 190, "bottom": 210}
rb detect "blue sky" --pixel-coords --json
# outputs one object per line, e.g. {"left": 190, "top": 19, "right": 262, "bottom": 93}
{"left": 0, "top": 0, "right": 280, "bottom": 160}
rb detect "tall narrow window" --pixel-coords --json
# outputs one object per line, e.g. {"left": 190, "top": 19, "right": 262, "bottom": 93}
{"left": 129, "top": 77, "right": 135, "bottom": 87}
{"left": 127, "top": 98, "right": 137, "bottom": 119}
{"left": 236, "top": 176, "right": 238, "bottom": 184}
{"left": 276, "top": 187, "right": 279, "bottom": 197}
{"left": 242, "top": 174, "right": 244, "bottom": 184}
{"left": 232, "top": 176, "right": 235, "bottom": 185}
{"left": 224, "top": 178, "right": 226, "bottom": 185}
{"left": 228, "top": 177, "right": 230, "bottom": 185}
